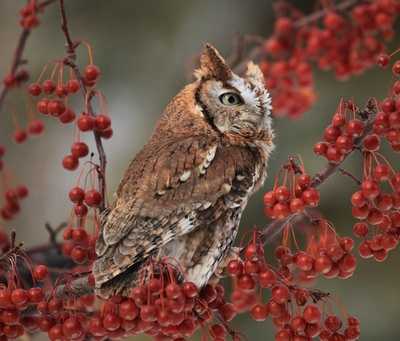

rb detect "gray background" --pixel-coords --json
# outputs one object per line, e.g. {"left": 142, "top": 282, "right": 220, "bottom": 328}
{"left": 0, "top": 1, "right": 399, "bottom": 340}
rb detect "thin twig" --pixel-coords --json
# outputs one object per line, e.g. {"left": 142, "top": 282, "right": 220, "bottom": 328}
{"left": 59, "top": 0, "right": 107, "bottom": 212}
{"left": 338, "top": 167, "right": 362, "bottom": 185}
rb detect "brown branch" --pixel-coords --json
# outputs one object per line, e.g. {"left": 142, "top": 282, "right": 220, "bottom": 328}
{"left": 59, "top": 0, "right": 107, "bottom": 212}
{"left": 262, "top": 100, "right": 376, "bottom": 243}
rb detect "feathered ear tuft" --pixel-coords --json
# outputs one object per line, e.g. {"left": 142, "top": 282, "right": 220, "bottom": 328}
{"left": 245, "top": 61, "right": 265, "bottom": 87}
{"left": 194, "top": 43, "right": 232, "bottom": 81}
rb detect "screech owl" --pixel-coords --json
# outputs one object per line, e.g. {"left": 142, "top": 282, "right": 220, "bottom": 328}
{"left": 93, "top": 44, "right": 274, "bottom": 298}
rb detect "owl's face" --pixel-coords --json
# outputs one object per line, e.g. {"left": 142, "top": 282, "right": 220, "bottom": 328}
{"left": 195, "top": 45, "right": 272, "bottom": 140}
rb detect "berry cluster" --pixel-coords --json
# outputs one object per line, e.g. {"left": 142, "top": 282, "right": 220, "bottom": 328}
{"left": 0, "top": 186, "right": 29, "bottom": 222}
{"left": 19, "top": 1, "right": 41, "bottom": 29}
{"left": 314, "top": 101, "right": 366, "bottom": 163}
{"left": 351, "top": 153, "right": 400, "bottom": 261}
{"left": 260, "top": 0, "right": 400, "bottom": 118}
{"left": 226, "top": 233, "right": 360, "bottom": 340}
{"left": 44, "top": 262, "right": 235, "bottom": 341}
{"left": 275, "top": 219, "right": 357, "bottom": 284}
{"left": 0, "top": 258, "right": 49, "bottom": 340}
{"left": 263, "top": 160, "right": 320, "bottom": 219}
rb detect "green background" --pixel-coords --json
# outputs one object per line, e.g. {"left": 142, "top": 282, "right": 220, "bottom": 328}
{"left": 0, "top": 1, "right": 399, "bottom": 340}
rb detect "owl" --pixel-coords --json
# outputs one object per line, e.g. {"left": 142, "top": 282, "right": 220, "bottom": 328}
{"left": 93, "top": 44, "right": 274, "bottom": 298}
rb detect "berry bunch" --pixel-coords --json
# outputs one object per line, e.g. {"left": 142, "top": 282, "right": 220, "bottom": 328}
{"left": 263, "top": 160, "right": 320, "bottom": 219}
{"left": 274, "top": 219, "right": 357, "bottom": 284}
{"left": 0, "top": 256, "right": 49, "bottom": 340}
{"left": 226, "top": 233, "right": 360, "bottom": 340}
{"left": 261, "top": 0, "right": 400, "bottom": 118}
{"left": 19, "top": 1, "right": 41, "bottom": 29}
{"left": 314, "top": 101, "right": 366, "bottom": 163}
{"left": 351, "top": 153, "right": 400, "bottom": 262}
{"left": 0, "top": 186, "right": 29, "bottom": 221}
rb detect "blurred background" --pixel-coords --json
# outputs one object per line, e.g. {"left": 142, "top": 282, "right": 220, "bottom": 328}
{"left": 0, "top": 1, "right": 399, "bottom": 340}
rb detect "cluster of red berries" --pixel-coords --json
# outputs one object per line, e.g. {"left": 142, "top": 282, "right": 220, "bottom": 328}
{"left": 0, "top": 186, "right": 29, "bottom": 221}
{"left": 259, "top": 57, "right": 315, "bottom": 119}
{"left": 226, "top": 234, "right": 360, "bottom": 341}
{"left": 351, "top": 155, "right": 400, "bottom": 262}
{"left": 19, "top": 1, "right": 40, "bottom": 29}
{"left": 62, "top": 226, "right": 97, "bottom": 265}
{"left": 2, "top": 70, "right": 29, "bottom": 90}
{"left": 12, "top": 118, "right": 45, "bottom": 144}
{"left": 261, "top": 0, "right": 400, "bottom": 118}
{"left": 275, "top": 219, "right": 357, "bottom": 284}
{"left": 81, "top": 264, "right": 234, "bottom": 341}
{"left": 263, "top": 163, "right": 320, "bottom": 220}
{"left": 0, "top": 263, "right": 49, "bottom": 339}
{"left": 314, "top": 102, "right": 366, "bottom": 163}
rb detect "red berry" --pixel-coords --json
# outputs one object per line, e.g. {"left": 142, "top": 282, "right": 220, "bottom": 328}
{"left": 69, "top": 187, "right": 85, "bottom": 203}
{"left": 95, "top": 114, "right": 111, "bottom": 130}
{"left": 314, "top": 141, "right": 328, "bottom": 156}
{"left": 303, "top": 304, "right": 321, "bottom": 324}
{"left": 42, "top": 80, "right": 55, "bottom": 94}
{"left": 118, "top": 299, "right": 138, "bottom": 320}
{"left": 250, "top": 304, "right": 269, "bottom": 321}
{"left": 66, "top": 79, "right": 80, "bottom": 93}
{"left": 301, "top": 188, "right": 320, "bottom": 207}
{"left": 62, "top": 317, "right": 82, "bottom": 339}
{"left": 77, "top": 114, "right": 95, "bottom": 131}
{"left": 70, "top": 246, "right": 88, "bottom": 264}
{"left": 103, "top": 313, "right": 121, "bottom": 331}
{"left": 273, "top": 202, "right": 290, "bottom": 219}
{"left": 37, "top": 99, "right": 49, "bottom": 115}
{"left": 62, "top": 155, "right": 79, "bottom": 171}
{"left": 11, "top": 288, "right": 28, "bottom": 306}
{"left": 28, "top": 119, "right": 45, "bottom": 135}
{"left": 361, "top": 179, "right": 380, "bottom": 199}
{"left": 346, "top": 119, "right": 365, "bottom": 137}
{"left": 71, "top": 141, "right": 89, "bottom": 158}
{"left": 393, "top": 60, "right": 400, "bottom": 75}
{"left": 363, "top": 134, "right": 380, "bottom": 151}
{"left": 28, "top": 83, "right": 42, "bottom": 96}
{"left": 84, "top": 64, "right": 101, "bottom": 81}
{"left": 377, "top": 53, "right": 390, "bottom": 68}
{"left": 16, "top": 185, "right": 29, "bottom": 198}
{"left": 33, "top": 265, "right": 49, "bottom": 281}
{"left": 59, "top": 109, "right": 76, "bottom": 124}
{"left": 290, "top": 198, "right": 305, "bottom": 213}
{"left": 84, "top": 189, "right": 102, "bottom": 207}
{"left": 271, "top": 285, "right": 290, "bottom": 304}
{"left": 13, "top": 129, "right": 27, "bottom": 144}
{"left": 263, "top": 191, "right": 276, "bottom": 207}
{"left": 324, "top": 11, "right": 344, "bottom": 30}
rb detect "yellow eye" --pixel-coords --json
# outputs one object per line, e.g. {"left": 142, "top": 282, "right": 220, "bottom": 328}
{"left": 219, "top": 92, "right": 243, "bottom": 106}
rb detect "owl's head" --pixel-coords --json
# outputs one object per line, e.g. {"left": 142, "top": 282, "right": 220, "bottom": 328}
{"left": 194, "top": 44, "right": 272, "bottom": 141}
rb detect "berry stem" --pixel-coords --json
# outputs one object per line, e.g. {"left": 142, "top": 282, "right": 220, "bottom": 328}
{"left": 58, "top": 0, "right": 107, "bottom": 212}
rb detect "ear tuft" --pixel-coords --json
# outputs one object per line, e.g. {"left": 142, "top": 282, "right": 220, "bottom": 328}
{"left": 194, "top": 43, "right": 232, "bottom": 81}
{"left": 245, "top": 62, "right": 265, "bottom": 87}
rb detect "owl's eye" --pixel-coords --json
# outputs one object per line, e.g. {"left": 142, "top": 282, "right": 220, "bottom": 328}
{"left": 219, "top": 92, "right": 243, "bottom": 106}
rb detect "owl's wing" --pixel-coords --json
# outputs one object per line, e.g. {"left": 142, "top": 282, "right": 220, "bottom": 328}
{"left": 93, "top": 135, "right": 257, "bottom": 287}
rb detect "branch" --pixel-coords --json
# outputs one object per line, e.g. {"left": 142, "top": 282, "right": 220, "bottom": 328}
{"left": 59, "top": 0, "right": 107, "bottom": 212}
{"left": 262, "top": 100, "right": 376, "bottom": 243}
